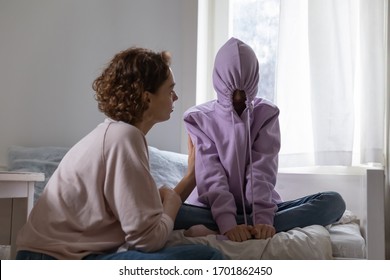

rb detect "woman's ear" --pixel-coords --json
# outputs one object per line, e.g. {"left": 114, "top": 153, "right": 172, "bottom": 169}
{"left": 143, "top": 91, "right": 151, "bottom": 103}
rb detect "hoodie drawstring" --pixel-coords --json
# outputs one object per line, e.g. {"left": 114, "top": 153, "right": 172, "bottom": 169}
{"left": 247, "top": 107, "right": 255, "bottom": 226}
{"left": 232, "top": 112, "right": 248, "bottom": 226}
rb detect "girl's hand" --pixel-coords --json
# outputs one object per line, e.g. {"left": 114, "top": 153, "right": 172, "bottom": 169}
{"left": 224, "top": 224, "right": 253, "bottom": 242}
{"left": 250, "top": 224, "right": 276, "bottom": 239}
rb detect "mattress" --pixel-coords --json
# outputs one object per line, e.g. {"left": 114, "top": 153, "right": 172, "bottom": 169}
{"left": 327, "top": 210, "right": 365, "bottom": 259}
{"left": 328, "top": 222, "right": 365, "bottom": 259}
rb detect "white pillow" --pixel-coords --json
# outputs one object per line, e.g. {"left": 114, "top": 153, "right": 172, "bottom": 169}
{"left": 148, "top": 146, "right": 188, "bottom": 189}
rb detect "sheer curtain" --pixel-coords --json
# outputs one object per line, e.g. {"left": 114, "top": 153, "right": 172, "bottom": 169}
{"left": 276, "top": 0, "right": 387, "bottom": 167}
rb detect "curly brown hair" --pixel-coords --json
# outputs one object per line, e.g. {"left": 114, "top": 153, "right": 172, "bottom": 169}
{"left": 93, "top": 47, "right": 171, "bottom": 125}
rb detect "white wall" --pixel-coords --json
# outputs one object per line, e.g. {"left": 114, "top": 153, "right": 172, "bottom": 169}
{"left": 0, "top": 0, "right": 198, "bottom": 168}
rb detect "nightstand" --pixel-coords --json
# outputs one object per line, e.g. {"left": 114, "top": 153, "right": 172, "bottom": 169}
{"left": 0, "top": 172, "right": 45, "bottom": 259}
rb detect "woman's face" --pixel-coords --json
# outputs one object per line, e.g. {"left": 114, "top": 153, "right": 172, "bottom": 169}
{"left": 148, "top": 69, "right": 178, "bottom": 123}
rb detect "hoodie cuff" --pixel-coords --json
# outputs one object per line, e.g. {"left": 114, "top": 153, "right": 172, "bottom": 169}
{"left": 216, "top": 213, "right": 237, "bottom": 234}
{"left": 254, "top": 212, "right": 275, "bottom": 226}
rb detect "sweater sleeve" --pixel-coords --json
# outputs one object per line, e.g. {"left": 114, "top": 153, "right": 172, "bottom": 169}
{"left": 184, "top": 114, "right": 238, "bottom": 234}
{"left": 245, "top": 106, "right": 280, "bottom": 226}
{"left": 103, "top": 123, "right": 173, "bottom": 252}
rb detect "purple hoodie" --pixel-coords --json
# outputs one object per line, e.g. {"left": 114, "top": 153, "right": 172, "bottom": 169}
{"left": 184, "top": 37, "right": 282, "bottom": 234}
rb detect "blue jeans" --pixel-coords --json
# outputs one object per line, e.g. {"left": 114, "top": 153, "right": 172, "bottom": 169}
{"left": 16, "top": 244, "right": 225, "bottom": 260}
{"left": 174, "top": 191, "right": 346, "bottom": 232}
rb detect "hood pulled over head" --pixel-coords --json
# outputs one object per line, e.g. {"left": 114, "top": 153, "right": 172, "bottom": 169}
{"left": 212, "top": 37, "right": 260, "bottom": 110}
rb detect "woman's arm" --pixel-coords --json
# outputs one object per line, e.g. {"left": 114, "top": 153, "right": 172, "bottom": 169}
{"left": 157, "top": 136, "right": 196, "bottom": 223}
{"left": 159, "top": 186, "right": 182, "bottom": 220}
{"left": 173, "top": 135, "right": 196, "bottom": 202}
{"left": 104, "top": 125, "right": 174, "bottom": 252}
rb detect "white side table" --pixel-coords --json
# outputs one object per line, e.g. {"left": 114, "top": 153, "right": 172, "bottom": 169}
{"left": 0, "top": 172, "right": 45, "bottom": 259}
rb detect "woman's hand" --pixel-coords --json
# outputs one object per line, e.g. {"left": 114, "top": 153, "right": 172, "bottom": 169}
{"left": 173, "top": 135, "right": 197, "bottom": 202}
{"left": 186, "top": 134, "right": 196, "bottom": 183}
{"left": 159, "top": 186, "right": 180, "bottom": 203}
{"left": 224, "top": 224, "right": 253, "bottom": 242}
{"left": 159, "top": 186, "right": 182, "bottom": 220}
{"left": 250, "top": 224, "right": 276, "bottom": 240}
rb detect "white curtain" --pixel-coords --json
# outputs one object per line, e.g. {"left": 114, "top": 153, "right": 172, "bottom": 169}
{"left": 276, "top": 0, "right": 387, "bottom": 167}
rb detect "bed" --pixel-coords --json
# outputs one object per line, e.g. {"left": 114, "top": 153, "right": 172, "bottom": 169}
{"left": 2, "top": 145, "right": 386, "bottom": 260}
{"left": 274, "top": 165, "right": 386, "bottom": 260}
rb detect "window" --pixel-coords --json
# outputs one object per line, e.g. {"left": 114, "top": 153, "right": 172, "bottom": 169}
{"left": 230, "top": 0, "right": 280, "bottom": 102}
{"left": 197, "top": 0, "right": 386, "bottom": 167}
{"left": 196, "top": 0, "right": 280, "bottom": 103}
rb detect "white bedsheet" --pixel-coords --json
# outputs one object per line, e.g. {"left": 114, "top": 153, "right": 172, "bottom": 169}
{"left": 167, "top": 225, "right": 333, "bottom": 260}
{"left": 167, "top": 210, "right": 366, "bottom": 260}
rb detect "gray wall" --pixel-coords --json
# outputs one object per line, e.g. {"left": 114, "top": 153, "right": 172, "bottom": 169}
{"left": 0, "top": 0, "right": 198, "bottom": 168}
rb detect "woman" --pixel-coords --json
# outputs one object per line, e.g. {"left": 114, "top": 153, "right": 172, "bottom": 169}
{"left": 15, "top": 47, "right": 224, "bottom": 260}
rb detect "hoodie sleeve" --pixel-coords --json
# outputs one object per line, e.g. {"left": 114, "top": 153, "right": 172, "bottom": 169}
{"left": 245, "top": 105, "right": 281, "bottom": 226}
{"left": 184, "top": 113, "right": 238, "bottom": 234}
